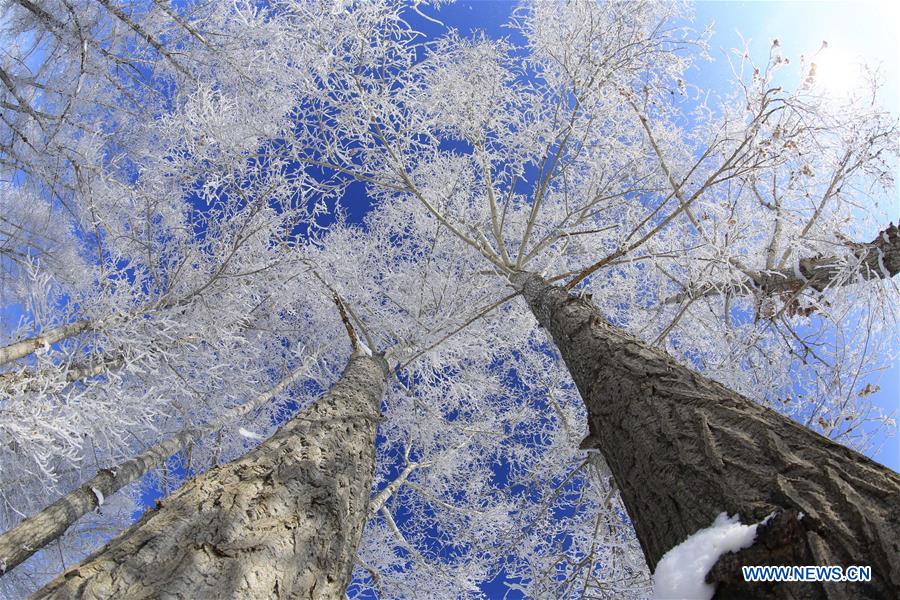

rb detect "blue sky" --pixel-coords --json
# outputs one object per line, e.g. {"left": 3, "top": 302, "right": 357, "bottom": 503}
{"left": 693, "top": 1, "right": 898, "bottom": 105}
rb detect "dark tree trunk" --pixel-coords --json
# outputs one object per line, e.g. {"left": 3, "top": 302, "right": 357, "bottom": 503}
{"left": 32, "top": 353, "right": 387, "bottom": 599}
{"left": 514, "top": 272, "right": 900, "bottom": 599}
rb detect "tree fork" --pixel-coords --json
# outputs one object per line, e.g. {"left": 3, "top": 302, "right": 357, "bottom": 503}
{"left": 513, "top": 271, "right": 900, "bottom": 599}
{"left": 31, "top": 354, "right": 388, "bottom": 599}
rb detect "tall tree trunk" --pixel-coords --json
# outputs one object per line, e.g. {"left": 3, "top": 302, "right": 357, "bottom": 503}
{"left": 32, "top": 353, "right": 388, "bottom": 599}
{"left": 0, "top": 364, "right": 307, "bottom": 576}
{"left": 513, "top": 272, "right": 900, "bottom": 599}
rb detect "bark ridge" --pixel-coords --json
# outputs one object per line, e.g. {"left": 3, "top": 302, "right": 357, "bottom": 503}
{"left": 32, "top": 354, "right": 387, "bottom": 600}
{"left": 515, "top": 271, "right": 900, "bottom": 599}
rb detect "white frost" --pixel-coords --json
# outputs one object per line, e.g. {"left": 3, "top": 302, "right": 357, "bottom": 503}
{"left": 876, "top": 248, "right": 890, "bottom": 279}
{"left": 356, "top": 340, "right": 373, "bottom": 356}
{"left": 90, "top": 487, "right": 105, "bottom": 509}
{"left": 651, "top": 512, "right": 759, "bottom": 600}
{"left": 238, "top": 427, "right": 264, "bottom": 440}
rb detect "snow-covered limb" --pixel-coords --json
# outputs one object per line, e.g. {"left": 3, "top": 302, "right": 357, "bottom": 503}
{"left": 89, "top": 488, "right": 104, "bottom": 511}
{"left": 236, "top": 427, "right": 264, "bottom": 441}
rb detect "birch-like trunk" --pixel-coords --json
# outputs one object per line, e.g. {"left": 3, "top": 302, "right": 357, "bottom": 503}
{"left": 514, "top": 272, "right": 900, "bottom": 599}
{"left": 0, "top": 354, "right": 123, "bottom": 392}
{"left": 0, "top": 320, "right": 92, "bottom": 367}
{"left": 32, "top": 353, "right": 387, "bottom": 599}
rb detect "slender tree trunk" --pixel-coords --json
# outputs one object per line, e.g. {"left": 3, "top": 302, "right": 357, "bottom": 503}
{"left": 0, "top": 320, "right": 92, "bottom": 366}
{"left": 0, "top": 354, "right": 123, "bottom": 391}
{"left": 513, "top": 272, "right": 900, "bottom": 599}
{"left": 0, "top": 364, "right": 307, "bottom": 576}
{"left": 32, "top": 353, "right": 388, "bottom": 599}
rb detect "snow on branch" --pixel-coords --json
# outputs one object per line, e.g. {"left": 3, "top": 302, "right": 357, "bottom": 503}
{"left": 652, "top": 512, "right": 768, "bottom": 600}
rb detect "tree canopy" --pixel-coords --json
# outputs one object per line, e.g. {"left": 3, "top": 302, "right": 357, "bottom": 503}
{"left": 0, "top": 1, "right": 897, "bottom": 598}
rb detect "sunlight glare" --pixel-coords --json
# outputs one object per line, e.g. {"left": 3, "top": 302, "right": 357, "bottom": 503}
{"left": 800, "top": 0, "right": 898, "bottom": 102}
{"left": 812, "top": 45, "right": 861, "bottom": 98}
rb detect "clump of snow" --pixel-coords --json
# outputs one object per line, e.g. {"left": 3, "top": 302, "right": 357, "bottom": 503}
{"left": 238, "top": 427, "right": 264, "bottom": 440}
{"left": 876, "top": 249, "right": 890, "bottom": 279}
{"left": 90, "top": 487, "right": 105, "bottom": 510}
{"left": 651, "top": 512, "right": 759, "bottom": 600}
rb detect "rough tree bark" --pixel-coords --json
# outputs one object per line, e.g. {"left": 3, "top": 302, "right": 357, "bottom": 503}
{"left": 0, "top": 364, "right": 307, "bottom": 576}
{"left": 513, "top": 272, "right": 900, "bottom": 599}
{"left": 32, "top": 352, "right": 388, "bottom": 599}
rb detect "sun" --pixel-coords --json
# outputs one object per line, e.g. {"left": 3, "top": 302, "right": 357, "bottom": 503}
{"left": 811, "top": 45, "right": 862, "bottom": 99}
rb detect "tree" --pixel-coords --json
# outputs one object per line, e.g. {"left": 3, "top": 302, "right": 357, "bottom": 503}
{"left": 34, "top": 350, "right": 388, "bottom": 598}
{"left": 296, "top": 0, "right": 898, "bottom": 451}
{"left": 0, "top": 2, "right": 359, "bottom": 576}
{"left": 0, "top": 361, "right": 309, "bottom": 575}
{"left": 0, "top": 3, "right": 350, "bottom": 588}
{"left": 2, "top": 1, "right": 898, "bottom": 598}
{"left": 8, "top": 201, "right": 617, "bottom": 597}
{"left": 309, "top": 204, "right": 649, "bottom": 598}
{"left": 286, "top": 0, "right": 900, "bottom": 595}
{"left": 514, "top": 271, "right": 900, "bottom": 598}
